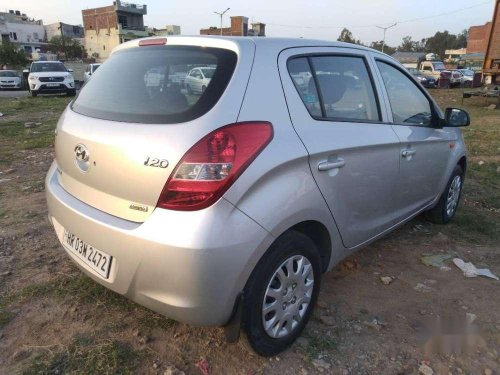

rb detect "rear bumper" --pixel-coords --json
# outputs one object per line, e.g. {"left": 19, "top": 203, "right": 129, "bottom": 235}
{"left": 45, "top": 162, "right": 273, "bottom": 326}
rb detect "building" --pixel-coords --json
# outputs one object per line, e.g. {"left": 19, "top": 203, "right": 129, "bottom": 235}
{"left": 0, "top": 10, "right": 46, "bottom": 56}
{"left": 467, "top": 22, "right": 492, "bottom": 54}
{"left": 200, "top": 16, "right": 265, "bottom": 36}
{"left": 483, "top": 0, "right": 500, "bottom": 84}
{"left": 151, "top": 25, "right": 181, "bottom": 36}
{"left": 444, "top": 48, "right": 467, "bottom": 62}
{"left": 82, "top": 0, "right": 148, "bottom": 61}
{"left": 45, "top": 22, "right": 84, "bottom": 42}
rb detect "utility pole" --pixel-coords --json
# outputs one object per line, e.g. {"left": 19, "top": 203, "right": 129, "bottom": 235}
{"left": 214, "top": 8, "right": 230, "bottom": 36}
{"left": 376, "top": 23, "right": 397, "bottom": 53}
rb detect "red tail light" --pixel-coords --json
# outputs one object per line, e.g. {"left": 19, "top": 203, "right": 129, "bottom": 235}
{"left": 157, "top": 122, "right": 273, "bottom": 211}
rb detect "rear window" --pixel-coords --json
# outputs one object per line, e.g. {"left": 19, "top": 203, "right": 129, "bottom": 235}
{"left": 72, "top": 46, "right": 237, "bottom": 124}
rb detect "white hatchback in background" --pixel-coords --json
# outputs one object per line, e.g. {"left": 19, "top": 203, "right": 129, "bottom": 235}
{"left": 0, "top": 70, "right": 22, "bottom": 90}
{"left": 184, "top": 66, "right": 215, "bottom": 94}
{"left": 24, "top": 61, "right": 76, "bottom": 97}
{"left": 83, "top": 63, "right": 102, "bottom": 84}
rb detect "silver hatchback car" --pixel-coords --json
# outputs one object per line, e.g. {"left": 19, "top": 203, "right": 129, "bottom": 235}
{"left": 46, "top": 36, "right": 470, "bottom": 356}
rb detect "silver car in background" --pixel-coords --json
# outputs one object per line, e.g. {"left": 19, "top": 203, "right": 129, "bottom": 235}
{"left": 46, "top": 36, "right": 470, "bottom": 356}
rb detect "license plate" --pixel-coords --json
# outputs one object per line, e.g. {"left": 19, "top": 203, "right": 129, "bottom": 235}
{"left": 62, "top": 229, "right": 112, "bottom": 279}
{"left": 46, "top": 83, "right": 59, "bottom": 87}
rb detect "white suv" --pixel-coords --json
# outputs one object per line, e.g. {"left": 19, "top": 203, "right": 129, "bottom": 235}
{"left": 24, "top": 61, "right": 76, "bottom": 97}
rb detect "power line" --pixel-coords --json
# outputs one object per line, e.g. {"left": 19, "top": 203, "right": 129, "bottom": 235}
{"left": 263, "top": 0, "right": 492, "bottom": 30}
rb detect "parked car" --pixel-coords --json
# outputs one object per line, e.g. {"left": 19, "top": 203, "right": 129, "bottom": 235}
{"left": 406, "top": 67, "right": 436, "bottom": 88}
{"left": 0, "top": 70, "right": 22, "bottom": 90}
{"left": 24, "top": 61, "right": 76, "bottom": 97}
{"left": 83, "top": 63, "right": 101, "bottom": 84}
{"left": 46, "top": 37, "right": 470, "bottom": 356}
{"left": 456, "top": 69, "right": 474, "bottom": 87}
{"left": 184, "top": 66, "right": 215, "bottom": 94}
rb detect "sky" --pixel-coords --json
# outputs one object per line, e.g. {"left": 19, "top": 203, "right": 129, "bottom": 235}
{"left": 3, "top": 0, "right": 496, "bottom": 46}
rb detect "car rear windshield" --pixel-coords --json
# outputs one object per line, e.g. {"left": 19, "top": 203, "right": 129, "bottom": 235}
{"left": 72, "top": 46, "right": 237, "bottom": 124}
{"left": 31, "top": 63, "right": 67, "bottom": 72}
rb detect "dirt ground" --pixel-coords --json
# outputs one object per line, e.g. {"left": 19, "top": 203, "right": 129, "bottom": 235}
{"left": 0, "top": 89, "right": 499, "bottom": 375}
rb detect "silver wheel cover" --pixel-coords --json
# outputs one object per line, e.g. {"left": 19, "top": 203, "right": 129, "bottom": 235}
{"left": 446, "top": 175, "right": 462, "bottom": 217}
{"left": 262, "top": 255, "right": 314, "bottom": 339}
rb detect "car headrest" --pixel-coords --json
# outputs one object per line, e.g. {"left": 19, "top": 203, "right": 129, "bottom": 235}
{"left": 309, "top": 74, "right": 348, "bottom": 105}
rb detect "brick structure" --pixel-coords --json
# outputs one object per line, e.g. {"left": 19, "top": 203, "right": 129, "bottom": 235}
{"left": 467, "top": 22, "right": 492, "bottom": 54}
{"left": 200, "top": 16, "right": 265, "bottom": 37}
{"left": 82, "top": 1, "right": 148, "bottom": 61}
{"left": 483, "top": 0, "right": 500, "bottom": 83}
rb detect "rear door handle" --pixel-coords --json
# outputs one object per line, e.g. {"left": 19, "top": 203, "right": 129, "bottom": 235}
{"left": 401, "top": 149, "right": 416, "bottom": 157}
{"left": 318, "top": 159, "right": 345, "bottom": 171}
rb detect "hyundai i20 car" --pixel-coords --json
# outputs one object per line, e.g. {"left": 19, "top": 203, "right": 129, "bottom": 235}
{"left": 46, "top": 36, "right": 470, "bottom": 356}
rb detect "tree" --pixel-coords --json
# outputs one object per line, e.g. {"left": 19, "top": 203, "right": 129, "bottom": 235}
{"left": 337, "top": 28, "right": 363, "bottom": 45}
{"left": 424, "top": 30, "right": 467, "bottom": 58}
{"left": 370, "top": 40, "right": 396, "bottom": 55}
{"left": 48, "top": 36, "right": 84, "bottom": 59}
{"left": 0, "top": 42, "right": 29, "bottom": 68}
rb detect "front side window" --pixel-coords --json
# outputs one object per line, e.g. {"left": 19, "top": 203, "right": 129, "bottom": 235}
{"left": 376, "top": 61, "right": 433, "bottom": 126}
{"left": 72, "top": 46, "right": 237, "bottom": 124}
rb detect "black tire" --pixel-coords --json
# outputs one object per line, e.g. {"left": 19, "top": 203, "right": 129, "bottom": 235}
{"left": 201, "top": 85, "right": 206, "bottom": 93}
{"left": 425, "top": 165, "right": 464, "bottom": 224}
{"left": 186, "top": 84, "right": 192, "bottom": 94}
{"left": 242, "top": 231, "right": 322, "bottom": 356}
{"left": 67, "top": 89, "right": 76, "bottom": 97}
{"left": 30, "top": 90, "right": 38, "bottom": 97}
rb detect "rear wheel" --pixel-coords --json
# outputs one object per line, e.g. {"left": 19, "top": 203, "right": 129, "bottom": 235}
{"left": 425, "top": 165, "right": 464, "bottom": 224}
{"left": 242, "top": 231, "right": 322, "bottom": 356}
{"left": 67, "top": 89, "right": 76, "bottom": 97}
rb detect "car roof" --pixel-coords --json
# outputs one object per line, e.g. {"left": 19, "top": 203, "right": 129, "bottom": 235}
{"left": 32, "top": 61, "right": 63, "bottom": 64}
{"left": 115, "top": 36, "right": 381, "bottom": 57}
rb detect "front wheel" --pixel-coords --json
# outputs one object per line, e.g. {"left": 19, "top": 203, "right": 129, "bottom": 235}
{"left": 30, "top": 90, "right": 38, "bottom": 97}
{"left": 242, "top": 231, "right": 322, "bottom": 356}
{"left": 425, "top": 165, "right": 464, "bottom": 224}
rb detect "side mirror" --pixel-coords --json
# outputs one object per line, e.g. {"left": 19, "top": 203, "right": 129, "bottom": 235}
{"left": 23, "top": 69, "right": 29, "bottom": 73}
{"left": 68, "top": 68, "right": 74, "bottom": 73}
{"left": 445, "top": 107, "right": 470, "bottom": 127}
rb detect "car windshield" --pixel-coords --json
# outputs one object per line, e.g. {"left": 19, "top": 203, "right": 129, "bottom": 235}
{"left": 432, "top": 62, "right": 446, "bottom": 71}
{"left": 72, "top": 46, "right": 237, "bottom": 124}
{"left": 462, "top": 70, "right": 474, "bottom": 76}
{"left": 201, "top": 68, "right": 215, "bottom": 78}
{"left": 31, "top": 63, "right": 67, "bottom": 72}
{"left": 406, "top": 68, "right": 419, "bottom": 75}
{"left": 0, "top": 71, "right": 18, "bottom": 77}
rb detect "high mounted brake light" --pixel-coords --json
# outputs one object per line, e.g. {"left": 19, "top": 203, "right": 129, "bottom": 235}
{"left": 157, "top": 122, "right": 273, "bottom": 211}
{"left": 139, "top": 38, "right": 167, "bottom": 46}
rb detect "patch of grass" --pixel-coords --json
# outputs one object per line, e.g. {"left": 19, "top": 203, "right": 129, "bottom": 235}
{"left": 0, "top": 307, "right": 14, "bottom": 329}
{"left": 441, "top": 205, "right": 500, "bottom": 244}
{"left": 24, "top": 335, "right": 144, "bottom": 375}
{"left": 137, "top": 311, "right": 175, "bottom": 330}
{"left": 302, "top": 333, "right": 338, "bottom": 360}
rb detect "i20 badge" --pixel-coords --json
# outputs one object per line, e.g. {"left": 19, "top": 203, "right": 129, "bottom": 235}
{"left": 74, "top": 144, "right": 90, "bottom": 172}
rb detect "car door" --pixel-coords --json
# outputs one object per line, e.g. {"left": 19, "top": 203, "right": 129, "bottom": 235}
{"left": 279, "top": 47, "right": 402, "bottom": 248}
{"left": 373, "top": 58, "right": 456, "bottom": 216}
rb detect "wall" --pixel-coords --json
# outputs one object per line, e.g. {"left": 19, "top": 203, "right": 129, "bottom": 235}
{"left": 467, "top": 22, "right": 492, "bottom": 54}
{"left": 82, "top": 6, "right": 117, "bottom": 33}
{"left": 84, "top": 28, "right": 120, "bottom": 61}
